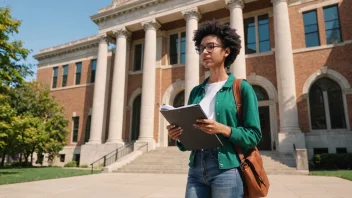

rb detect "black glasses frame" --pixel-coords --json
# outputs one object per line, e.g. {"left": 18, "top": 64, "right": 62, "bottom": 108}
{"left": 196, "top": 42, "right": 223, "bottom": 54}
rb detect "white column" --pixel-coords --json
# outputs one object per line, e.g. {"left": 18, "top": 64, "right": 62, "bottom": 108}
{"left": 88, "top": 35, "right": 109, "bottom": 144}
{"left": 226, "top": 0, "right": 246, "bottom": 79}
{"left": 136, "top": 19, "right": 160, "bottom": 150}
{"left": 106, "top": 28, "right": 131, "bottom": 145}
{"left": 182, "top": 8, "right": 201, "bottom": 105}
{"left": 272, "top": 0, "right": 305, "bottom": 151}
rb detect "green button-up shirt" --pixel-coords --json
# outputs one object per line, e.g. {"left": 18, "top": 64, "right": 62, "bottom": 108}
{"left": 176, "top": 73, "right": 262, "bottom": 169}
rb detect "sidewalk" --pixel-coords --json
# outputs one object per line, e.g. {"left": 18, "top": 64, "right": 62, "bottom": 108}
{"left": 0, "top": 173, "right": 351, "bottom": 198}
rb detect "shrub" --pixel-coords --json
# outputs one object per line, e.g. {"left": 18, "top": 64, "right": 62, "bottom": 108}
{"left": 79, "top": 164, "right": 89, "bottom": 168}
{"left": 313, "top": 153, "right": 352, "bottom": 170}
{"left": 64, "top": 161, "right": 77, "bottom": 167}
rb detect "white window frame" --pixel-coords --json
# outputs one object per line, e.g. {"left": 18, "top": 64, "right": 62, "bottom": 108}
{"left": 52, "top": 66, "right": 59, "bottom": 89}
{"left": 74, "top": 62, "right": 82, "bottom": 86}
{"left": 243, "top": 13, "right": 271, "bottom": 55}
{"left": 307, "top": 80, "right": 349, "bottom": 132}
{"left": 71, "top": 116, "right": 79, "bottom": 144}
{"left": 167, "top": 27, "right": 186, "bottom": 66}
{"left": 131, "top": 39, "right": 145, "bottom": 73}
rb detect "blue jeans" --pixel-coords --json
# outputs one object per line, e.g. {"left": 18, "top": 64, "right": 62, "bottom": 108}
{"left": 185, "top": 149, "right": 244, "bottom": 198}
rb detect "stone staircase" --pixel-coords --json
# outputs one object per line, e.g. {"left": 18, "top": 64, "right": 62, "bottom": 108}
{"left": 114, "top": 147, "right": 308, "bottom": 175}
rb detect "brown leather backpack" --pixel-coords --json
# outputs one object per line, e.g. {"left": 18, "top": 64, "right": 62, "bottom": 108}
{"left": 233, "top": 79, "right": 270, "bottom": 198}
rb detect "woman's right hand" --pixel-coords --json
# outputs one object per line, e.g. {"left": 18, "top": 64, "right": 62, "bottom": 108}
{"left": 167, "top": 125, "right": 183, "bottom": 141}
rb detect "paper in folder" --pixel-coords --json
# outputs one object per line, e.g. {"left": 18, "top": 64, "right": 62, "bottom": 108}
{"left": 160, "top": 104, "right": 223, "bottom": 150}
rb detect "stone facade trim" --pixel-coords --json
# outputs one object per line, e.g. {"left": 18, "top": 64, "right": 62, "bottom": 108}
{"left": 293, "top": 40, "right": 352, "bottom": 54}
{"left": 33, "top": 35, "right": 100, "bottom": 61}
{"left": 302, "top": 66, "right": 351, "bottom": 95}
{"left": 298, "top": 0, "right": 342, "bottom": 13}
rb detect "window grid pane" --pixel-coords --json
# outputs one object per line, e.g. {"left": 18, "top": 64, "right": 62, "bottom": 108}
{"left": 303, "top": 10, "right": 320, "bottom": 47}
{"left": 258, "top": 14, "right": 270, "bottom": 53}
{"left": 91, "top": 59, "right": 97, "bottom": 83}
{"left": 62, "top": 65, "right": 68, "bottom": 87}
{"left": 72, "top": 117, "right": 79, "bottom": 142}
{"left": 75, "top": 62, "right": 82, "bottom": 85}
{"left": 53, "top": 67, "right": 58, "bottom": 77}
{"left": 52, "top": 67, "right": 58, "bottom": 88}
{"left": 309, "top": 83, "right": 327, "bottom": 129}
{"left": 52, "top": 77, "right": 57, "bottom": 88}
{"left": 85, "top": 115, "right": 91, "bottom": 143}
{"left": 180, "top": 32, "right": 186, "bottom": 64}
{"left": 328, "top": 88, "right": 346, "bottom": 129}
{"left": 244, "top": 17, "right": 256, "bottom": 54}
{"left": 133, "top": 44, "right": 143, "bottom": 71}
{"left": 75, "top": 73, "right": 81, "bottom": 85}
{"left": 169, "top": 34, "right": 178, "bottom": 65}
{"left": 324, "top": 5, "right": 342, "bottom": 44}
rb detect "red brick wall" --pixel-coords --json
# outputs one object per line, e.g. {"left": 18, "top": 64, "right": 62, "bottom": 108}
{"left": 36, "top": 0, "right": 352, "bottom": 146}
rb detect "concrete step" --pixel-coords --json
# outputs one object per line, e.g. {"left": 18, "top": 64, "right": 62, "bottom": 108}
{"left": 114, "top": 147, "right": 306, "bottom": 175}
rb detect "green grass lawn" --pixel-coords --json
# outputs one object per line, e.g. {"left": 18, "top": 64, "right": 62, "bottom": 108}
{"left": 0, "top": 167, "right": 100, "bottom": 185}
{"left": 310, "top": 170, "right": 352, "bottom": 181}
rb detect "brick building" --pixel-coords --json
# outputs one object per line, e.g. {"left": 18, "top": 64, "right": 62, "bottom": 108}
{"left": 34, "top": 0, "right": 352, "bottom": 168}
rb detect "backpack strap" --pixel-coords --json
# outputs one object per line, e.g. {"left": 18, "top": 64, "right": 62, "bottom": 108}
{"left": 233, "top": 79, "right": 245, "bottom": 162}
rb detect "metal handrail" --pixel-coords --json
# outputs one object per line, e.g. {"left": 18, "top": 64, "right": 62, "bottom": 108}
{"left": 90, "top": 142, "right": 148, "bottom": 173}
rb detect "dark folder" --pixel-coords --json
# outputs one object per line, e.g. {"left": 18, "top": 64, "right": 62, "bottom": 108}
{"left": 160, "top": 104, "right": 223, "bottom": 150}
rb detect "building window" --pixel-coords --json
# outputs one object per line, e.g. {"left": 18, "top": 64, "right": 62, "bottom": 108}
{"left": 252, "top": 85, "right": 269, "bottom": 101}
{"left": 336, "top": 148, "right": 347, "bottom": 154}
{"left": 313, "top": 148, "right": 329, "bottom": 155}
{"left": 244, "top": 14, "right": 271, "bottom": 54}
{"left": 72, "top": 116, "right": 79, "bottom": 143}
{"left": 90, "top": 59, "right": 97, "bottom": 83}
{"left": 84, "top": 115, "right": 91, "bottom": 143}
{"left": 309, "top": 77, "right": 346, "bottom": 130}
{"left": 303, "top": 10, "right": 320, "bottom": 47}
{"left": 62, "top": 65, "right": 69, "bottom": 87}
{"left": 133, "top": 44, "right": 144, "bottom": 71}
{"left": 60, "top": 154, "right": 65, "bottom": 162}
{"left": 323, "top": 5, "right": 342, "bottom": 44}
{"left": 52, "top": 67, "right": 58, "bottom": 88}
{"left": 131, "top": 94, "right": 141, "bottom": 141}
{"left": 75, "top": 62, "right": 82, "bottom": 85}
{"left": 169, "top": 32, "right": 186, "bottom": 65}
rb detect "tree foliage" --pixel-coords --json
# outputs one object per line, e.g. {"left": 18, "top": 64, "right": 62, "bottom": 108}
{"left": 0, "top": 7, "right": 33, "bottom": 92}
{"left": 6, "top": 82, "right": 69, "bottom": 165}
{"left": 0, "top": 7, "right": 69, "bottom": 166}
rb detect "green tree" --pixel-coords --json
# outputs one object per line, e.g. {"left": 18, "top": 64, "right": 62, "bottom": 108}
{"left": 0, "top": 94, "right": 16, "bottom": 166}
{"left": 10, "top": 82, "right": 69, "bottom": 165}
{"left": 0, "top": 7, "right": 33, "bottom": 93}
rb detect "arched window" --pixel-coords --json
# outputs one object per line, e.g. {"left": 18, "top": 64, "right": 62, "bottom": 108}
{"left": 131, "top": 94, "right": 141, "bottom": 141}
{"left": 309, "top": 78, "right": 346, "bottom": 130}
{"left": 173, "top": 90, "right": 184, "bottom": 108}
{"left": 253, "top": 85, "right": 269, "bottom": 101}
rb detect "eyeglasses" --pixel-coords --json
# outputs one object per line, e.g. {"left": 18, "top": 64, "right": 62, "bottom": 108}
{"left": 196, "top": 42, "right": 223, "bottom": 54}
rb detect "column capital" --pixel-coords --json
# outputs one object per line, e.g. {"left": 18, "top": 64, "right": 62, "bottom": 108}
{"left": 225, "top": 0, "right": 244, "bottom": 9}
{"left": 113, "top": 28, "right": 131, "bottom": 39}
{"left": 141, "top": 19, "right": 161, "bottom": 31}
{"left": 271, "top": 0, "right": 288, "bottom": 5}
{"left": 181, "top": 8, "right": 201, "bottom": 21}
{"left": 98, "top": 34, "right": 109, "bottom": 44}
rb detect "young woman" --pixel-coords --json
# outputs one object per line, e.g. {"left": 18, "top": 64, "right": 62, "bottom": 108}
{"left": 167, "top": 20, "right": 262, "bottom": 198}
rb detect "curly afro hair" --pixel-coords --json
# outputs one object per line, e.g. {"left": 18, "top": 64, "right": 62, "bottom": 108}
{"left": 193, "top": 20, "right": 241, "bottom": 68}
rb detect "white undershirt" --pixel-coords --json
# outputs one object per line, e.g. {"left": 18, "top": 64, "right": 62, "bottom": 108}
{"left": 199, "top": 80, "right": 227, "bottom": 120}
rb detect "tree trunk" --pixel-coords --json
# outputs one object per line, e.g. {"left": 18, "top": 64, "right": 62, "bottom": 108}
{"left": 30, "top": 152, "right": 33, "bottom": 164}
{"left": 0, "top": 149, "right": 6, "bottom": 167}
{"left": 19, "top": 153, "right": 22, "bottom": 163}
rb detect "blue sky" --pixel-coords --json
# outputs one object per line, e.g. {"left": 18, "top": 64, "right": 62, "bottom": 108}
{"left": 3, "top": 0, "right": 112, "bottom": 80}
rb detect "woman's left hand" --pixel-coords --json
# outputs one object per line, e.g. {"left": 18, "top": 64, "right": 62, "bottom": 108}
{"left": 194, "top": 119, "right": 231, "bottom": 137}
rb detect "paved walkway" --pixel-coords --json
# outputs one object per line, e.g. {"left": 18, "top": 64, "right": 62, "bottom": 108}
{"left": 0, "top": 173, "right": 351, "bottom": 198}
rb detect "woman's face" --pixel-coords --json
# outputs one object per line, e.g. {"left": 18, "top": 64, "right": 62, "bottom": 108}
{"left": 199, "top": 35, "right": 229, "bottom": 69}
